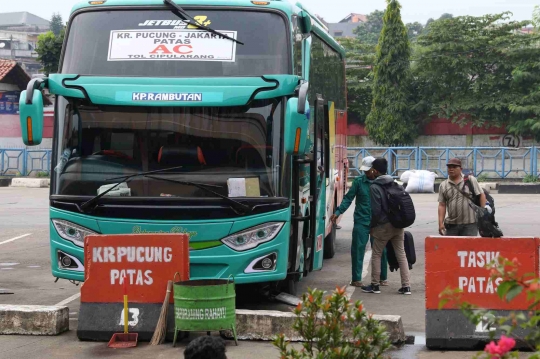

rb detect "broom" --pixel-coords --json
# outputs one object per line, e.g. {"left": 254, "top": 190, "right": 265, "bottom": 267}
{"left": 150, "top": 280, "right": 173, "bottom": 345}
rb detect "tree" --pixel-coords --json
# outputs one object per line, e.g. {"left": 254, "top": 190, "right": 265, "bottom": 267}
{"left": 354, "top": 10, "right": 385, "bottom": 45}
{"left": 365, "top": 0, "right": 416, "bottom": 145}
{"left": 412, "top": 13, "right": 540, "bottom": 140}
{"left": 50, "top": 13, "right": 64, "bottom": 36}
{"left": 35, "top": 30, "right": 64, "bottom": 75}
{"left": 406, "top": 21, "right": 424, "bottom": 40}
{"left": 533, "top": 5, "right": 540, "bottom": 29}
{"left": 438, "top": 13, "right": 454, "bottom": 20}
{"left": 341, "top": 38, "right": 376, "bottom": 125}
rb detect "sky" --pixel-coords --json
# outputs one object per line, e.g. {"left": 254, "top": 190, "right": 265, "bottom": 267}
{"left": 1, "top": 0, "right": 537, "bottom": 25}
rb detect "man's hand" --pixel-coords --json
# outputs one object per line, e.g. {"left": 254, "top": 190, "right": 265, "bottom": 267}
{"left": 439, "top": 224, "right": 446, "bottom": 236}
{"left": 330, "top": 214, "right": 338, "bottom": 224}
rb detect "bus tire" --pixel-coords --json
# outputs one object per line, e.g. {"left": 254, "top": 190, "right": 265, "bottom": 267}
{"left": 324, "top": 222, "right": 336, "bottom": 259}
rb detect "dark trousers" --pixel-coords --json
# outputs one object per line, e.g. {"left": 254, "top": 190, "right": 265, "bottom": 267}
{"left": 445, "top": 223, "right": 478, "bottom": 236}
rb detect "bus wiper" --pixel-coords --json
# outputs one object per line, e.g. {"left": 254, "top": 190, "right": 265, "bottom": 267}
{"left": 79, "top": 165, "right": 184, "bottom": 213}
{"left": 145, "top": 175, "right": 253, "bottom": 215}
{"left": 163, "top": 0, "right": 244, "bottom": 45}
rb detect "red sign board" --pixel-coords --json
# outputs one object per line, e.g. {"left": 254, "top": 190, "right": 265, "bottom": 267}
{"left": 426, "top": 236, "right": 538, "bottom": 310}
{"left": 82, "top": 234, "right": 190, "bottom": 304}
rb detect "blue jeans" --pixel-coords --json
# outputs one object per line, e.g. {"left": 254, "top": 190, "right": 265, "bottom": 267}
{"left": 445, "top": 223, "right": 478, "bottom": 236}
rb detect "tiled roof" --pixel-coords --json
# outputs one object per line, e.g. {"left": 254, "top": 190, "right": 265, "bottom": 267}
{"left": 0, "top": 12, "right": 49, "bottom": 27}
{"left": 0, "top": 59, "right": 51, "bottom": 105}
{"left": 0, "top": 59, "right": 17, "bottom": 81}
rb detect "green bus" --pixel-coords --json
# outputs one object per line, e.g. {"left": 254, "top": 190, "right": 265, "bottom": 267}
{"left": 20, "top": 0, "right": 348, "bottom": 295}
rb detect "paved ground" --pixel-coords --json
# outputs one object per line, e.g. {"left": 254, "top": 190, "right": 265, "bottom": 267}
{"left": 0, "top": 187, "right": 539, "bottom": 358}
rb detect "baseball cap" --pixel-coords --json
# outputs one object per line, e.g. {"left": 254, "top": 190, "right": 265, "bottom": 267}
{"left": 360, "top": 156, "right": 375, "bottom": 171}
{"left": 447, "top": 158, "right": 462, "bottom": 167}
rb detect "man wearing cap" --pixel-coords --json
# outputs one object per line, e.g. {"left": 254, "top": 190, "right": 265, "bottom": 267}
{"left": 362, "top": 158, "right": 411, "bottom": 295}
{"left": 438, "top": 158, "right": 486, "bottom": 236}
{"left": 330, "top": 156, "right": 388, "bottom": 287}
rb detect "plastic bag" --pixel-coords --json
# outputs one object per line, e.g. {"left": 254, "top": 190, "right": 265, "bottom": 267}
{"left": 400, "top": 170, "right": 415, "bottom": 184}
{"left": 405, "top": 170, "right": 437, "bottom": 193}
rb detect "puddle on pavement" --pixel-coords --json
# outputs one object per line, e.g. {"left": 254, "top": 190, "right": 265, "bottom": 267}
{"left": 390, "top": 333, "right": 427, "bottom": 358}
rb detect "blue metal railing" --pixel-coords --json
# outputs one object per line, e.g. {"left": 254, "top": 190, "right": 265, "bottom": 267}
{"left": 0, "top": 149, "right": 52, "bottom": 176}
{"left": 348, "top": 146, "right": 540, "bottom": 179}
{"left": 1, "top": 146, "right": 538, "bottom": 179}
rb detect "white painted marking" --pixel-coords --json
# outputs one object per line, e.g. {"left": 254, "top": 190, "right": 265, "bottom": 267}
{"left": 345, "top": 285, "right": 355, "bottom": 300}
{"left": 69, "top": 312, "right": 78, "bottom": 315}
{"left": 475, "top": 317, "right": 496, "bottom": 333}
{"left": 346, "top": 249, "right": 373, "bottom": 300}
{"left": 362, "top": 249, "right": 372, "bottom": 280}
{"left": 119, "top": 308, "right": 140, "bottom": 326}
{"left": 55, "top": 293, "right": 81, "bottom": 306}
{"left": 0, "top": 263, "right": 19, "bottom": 266}
{"left": 1, "top": 268, "right": 13, "bottom": 270}
{"left": 0, "top": 233, "right": 31, "bottom": 246}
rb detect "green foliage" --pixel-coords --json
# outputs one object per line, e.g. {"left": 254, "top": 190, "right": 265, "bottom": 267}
{"left": 274, "top": 287, "right": 392, "bottom": 359}
{"left": 533, "top": 5, "right": 540, "bottom": 29}
{"left": 36, "top": 30, "right": 65, "bottom": 75}
{"left": 49, "top": 13, "right": 64, "bottom": 36}
{"left": 353, "top": 10, "right": 385, "bottom": 45}
{"left": 439, "top": 257, "right": 540, "bottom": 356}
{"left": 35, "top": 171, "right": 49, "bottom": 178}
{"left": 406, "top": 22, "right": 424, "bottom": 40}
{"left": 365, "top": 0, "right": 416, "bottom": 145}
{"left": 523, "top": 175, "right": 539, "bottom": 183}
{"left": 438, "top": 13, "right": 454, "bottom": 21}
{"left": 341, "top": 38, "right": 376, "bottom": 124}
{"left": 477, "top": 173, "right": 490, "bottom": 182}
{"left": 412, "top": 12, "right": 540, "bottom": 141}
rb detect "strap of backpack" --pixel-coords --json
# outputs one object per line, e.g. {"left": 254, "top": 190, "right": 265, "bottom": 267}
{"left": 464, "top": 175, "right": 477, "bottom": 196}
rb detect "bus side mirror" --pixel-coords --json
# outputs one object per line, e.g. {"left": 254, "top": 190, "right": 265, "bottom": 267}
{"left": 19, "top": 86, "right": 44, "bottom": 146}
{"left": 285, "top": 97, "right": 309, "bottom": 156}
{"left": 298, "top": 11, "right": 312, "bottom": 35}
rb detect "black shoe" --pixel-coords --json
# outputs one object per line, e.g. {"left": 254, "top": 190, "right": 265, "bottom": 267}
{"left": 398, "top": 287, "right": 411, "bottom": 295}
{"left": 361, "top": 284, "right": 381, "bottom": 294}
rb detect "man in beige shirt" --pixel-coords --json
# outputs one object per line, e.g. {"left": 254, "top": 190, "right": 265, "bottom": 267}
{"left": 438, "top": 158, "right": 486, "bottom": 236}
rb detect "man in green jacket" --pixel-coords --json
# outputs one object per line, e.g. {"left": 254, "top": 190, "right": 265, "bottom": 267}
{"left": 330, "top": 156, "right": 388, "bottom": 287}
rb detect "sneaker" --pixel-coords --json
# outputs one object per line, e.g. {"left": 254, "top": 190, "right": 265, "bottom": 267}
{"left": 350, "top": 281, "right": 363, "bottom": 287}
{"left": 361, "top": 284, "right": 381, "bottom": 294}
{"left": 398, "top": 287, "right": 412, "bottom": 295}
{"left": 380, "top": 280, "right": 389, "bottom": 286}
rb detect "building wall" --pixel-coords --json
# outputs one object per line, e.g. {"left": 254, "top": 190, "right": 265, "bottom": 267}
{"left": 0, "top": 111, "right": 54, "bottom": 149}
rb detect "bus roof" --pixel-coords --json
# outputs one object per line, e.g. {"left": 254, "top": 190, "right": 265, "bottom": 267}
{"left": 71, "top": 0, "right": 345, "bottom": 57}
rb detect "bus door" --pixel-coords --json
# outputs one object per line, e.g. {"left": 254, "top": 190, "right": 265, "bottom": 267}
{"left": 310, "top": 94, "right": 327, "bottom": 271}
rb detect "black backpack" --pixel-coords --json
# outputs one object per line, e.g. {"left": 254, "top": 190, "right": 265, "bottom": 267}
{"left": 463, "top": 176, "right": 503, "bottom": 238}
{"left": 376, "top": 181, "right": 416, "bottom": 229}
{"left": 464, "top": 176, "right": 495, "bottom": 215}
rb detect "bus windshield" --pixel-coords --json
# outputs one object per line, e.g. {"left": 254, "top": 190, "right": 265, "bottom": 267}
{"left": 53, "top": 97, "right": 287, "bottom": 199}
{"left": 62, "top": 9, "right": 290, "bottom": 77}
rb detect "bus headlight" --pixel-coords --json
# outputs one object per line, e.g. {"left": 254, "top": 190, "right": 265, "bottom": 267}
{"left": 221, "top": 222, "right": 284, "bottom": 251}
{"left": 52, "top": 219, "right": 98, "bottom": 247}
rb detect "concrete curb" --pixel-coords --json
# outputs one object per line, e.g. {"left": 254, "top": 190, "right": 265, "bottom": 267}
{"left": 498, "top": 183, "right": 540, "bottom": 194}
{"left": 0, "top": 178, "right": 12, "bottom": 187}
{"left": 221, "top": 309, "right": 406, "bottom": 344}
{"left": 0, "top": 305, "right": 69, "bottom": 335}
{"left": 10, "top": 178, "right": 50, "bottom": 188}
